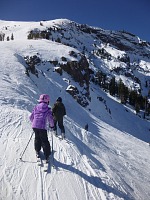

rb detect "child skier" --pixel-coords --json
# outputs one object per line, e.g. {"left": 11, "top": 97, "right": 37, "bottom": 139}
{"left": 52, "top": 97, "right": 66, "bottom": 138}
{"left": 29, "top": 94, "right": 54, "bottom": 162}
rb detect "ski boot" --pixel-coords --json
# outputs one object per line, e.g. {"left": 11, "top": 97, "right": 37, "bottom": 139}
{"left": 36, "top": 151, "right": 40, "bottom": 158}
{"left": 61, "top": 133, "right": 65, "bottom": 139}
{"left": 45, "top": 155, "right": 50, "bottom": 163}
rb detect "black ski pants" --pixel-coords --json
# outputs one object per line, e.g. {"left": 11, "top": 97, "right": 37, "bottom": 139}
{"left": 33, "top": 128, "right": 50, "bottom": 158}
{"left": 53, "top": 117, "right": 65, "bottom": 134}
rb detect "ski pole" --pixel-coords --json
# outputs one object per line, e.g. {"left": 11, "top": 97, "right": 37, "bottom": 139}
{"left": 20, "top": 131, "right": 34, "bottom": 161}
{"left": 51, "top": 129, "right": 54, "bottom": 166}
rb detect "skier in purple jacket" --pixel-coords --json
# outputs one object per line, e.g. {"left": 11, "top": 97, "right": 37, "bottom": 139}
{"left": 29, "top": 94, "right": 54, "bottom": 161}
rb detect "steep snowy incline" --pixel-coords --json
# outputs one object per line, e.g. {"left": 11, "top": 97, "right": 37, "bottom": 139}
{"left": 0, "top": 104, "right": 150, "bottom": 200}
{"left": 0, "top": 106, "right": 115, "bottom": 200}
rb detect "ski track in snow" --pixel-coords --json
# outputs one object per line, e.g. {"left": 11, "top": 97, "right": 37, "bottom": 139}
{"left": 0, "top": 107, "right": 130, "bottom": 200}
{"left": 0, "top": 95, "right": 150, "bottom": 200}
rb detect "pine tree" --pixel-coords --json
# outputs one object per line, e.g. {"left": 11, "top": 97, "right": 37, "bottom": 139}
{"left": 129, "top": 90, "right": 137, "bottom": 106}
{"left": 135, "top": 103, "right": 140, "bottom": 114}
{"left": 118, "top": 79, "right": 128, "bottom": 104}
{"left": 11, "top": 33, "right": 14, "bottom": 40}
{"left": 109, "top": 77, "right": 116, "bottom": 96}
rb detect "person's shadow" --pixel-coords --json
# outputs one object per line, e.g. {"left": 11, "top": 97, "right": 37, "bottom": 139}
{"left": 48, "top": 158, "right": 132, "bottom": 200}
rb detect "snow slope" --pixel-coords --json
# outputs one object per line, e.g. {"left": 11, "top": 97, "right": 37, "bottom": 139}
{"left": 0, "top": 20, "right": 150, "bottom": 200}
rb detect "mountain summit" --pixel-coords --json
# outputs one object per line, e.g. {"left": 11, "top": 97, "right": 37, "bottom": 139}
{"left": 0, "top": 19, "right": 150, "bottom": 200}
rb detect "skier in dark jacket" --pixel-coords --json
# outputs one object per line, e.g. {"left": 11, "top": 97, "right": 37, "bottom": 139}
{"left": 29, "top": 94, "right": 54, "bottom": 162}
{"left": 52, "top": 97, "right": 66, "bottom": 138}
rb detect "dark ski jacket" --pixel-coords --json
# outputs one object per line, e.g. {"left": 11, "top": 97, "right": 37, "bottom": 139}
{"left": 52, "top": 101, "right": 66, "bottom": 121}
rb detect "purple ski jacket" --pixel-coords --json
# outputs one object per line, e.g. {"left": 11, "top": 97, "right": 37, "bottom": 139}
{"left": 29, "top": 102, "right": 54, "bottom": 130}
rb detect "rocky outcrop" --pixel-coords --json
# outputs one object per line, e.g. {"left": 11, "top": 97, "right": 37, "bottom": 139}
{"left": 24, "top": 55, "right": 41, "bottom": 77}
{"left": 60, "top": 55, "right": 90, "bottom": 87}
{"left": 66, "top": 85, "right": 89, "bottom": 107}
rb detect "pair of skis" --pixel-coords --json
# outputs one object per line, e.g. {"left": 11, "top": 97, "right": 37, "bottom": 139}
{"left": 36, "top": 130, "right": 65, "bottom": 172}
{"left": 36, "top": 154, "right": 53, "bottom": 172}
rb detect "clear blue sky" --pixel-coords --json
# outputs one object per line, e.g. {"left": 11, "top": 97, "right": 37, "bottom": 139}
{"left": 0, "top": 0, "right": 150, "bottom": 42}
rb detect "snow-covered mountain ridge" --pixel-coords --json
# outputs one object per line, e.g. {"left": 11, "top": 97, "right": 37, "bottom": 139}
{"left": 0, "top": 19, "right": 150, "bottom": 200}
{"left": 1, "top": 18, "right": 150, "bottom": 112}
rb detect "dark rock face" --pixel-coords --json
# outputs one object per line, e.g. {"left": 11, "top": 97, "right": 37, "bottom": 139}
{"left": 24, "top": 55, "right": 41, "bottom": 77}
{"left": 60, "top": 55, "right": 90, "bottom": 87}
{"left": 66, "top": 85, "right": 89, "bottom": 107}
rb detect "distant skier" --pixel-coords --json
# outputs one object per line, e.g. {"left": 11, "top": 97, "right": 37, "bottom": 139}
{"left": 85, "top": 124, "right": 88, "bottom": 131}
{"left": 52, "top": 97, "right": 66, "bottom": 138}
{"left": 29, "top": 94, "right": 54, "bottom": 162}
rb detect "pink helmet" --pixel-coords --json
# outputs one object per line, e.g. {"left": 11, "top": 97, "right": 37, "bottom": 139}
{"left": 38, "top": 94, "right": 50, "bottom": 103}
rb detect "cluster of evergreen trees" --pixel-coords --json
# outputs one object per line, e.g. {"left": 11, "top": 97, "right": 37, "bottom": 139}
{"left": 94, "top": 70, "right": 150, "bottom": 116}
{"left": 27, "top": 28, "right": 63, "bottom": 44}
{"left": 0, "top": 32, "right": 5, "bottom": 41}
{"left": 27, "top": 30, "right": 50, "bottom": 40}
{"left": 0, "top": 33, "right": 14, "bottom": 41}
{"left": 6, "top": 33, "right": 14, "bottom": 41}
